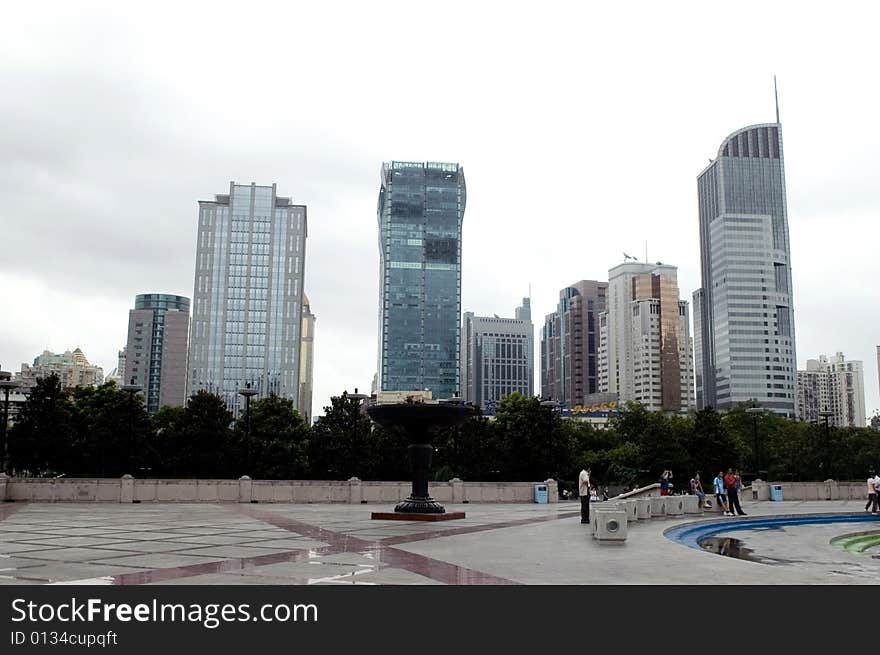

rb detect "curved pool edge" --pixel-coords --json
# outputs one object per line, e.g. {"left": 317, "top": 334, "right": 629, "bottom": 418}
{"left": 664, "top": 512, "right": 880, "bottom": 551}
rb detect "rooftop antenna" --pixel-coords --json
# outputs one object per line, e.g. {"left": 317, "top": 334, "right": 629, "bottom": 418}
{"left": 645, "top": 241, "right": 648, "bottom": 263}
{"left": 774, "top": 75, "right": 780, "bottom": 124}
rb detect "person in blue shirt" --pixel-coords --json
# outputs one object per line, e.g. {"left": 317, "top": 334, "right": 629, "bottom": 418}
{"left": 713, "top": 471, "right": 730, "bottom": 515}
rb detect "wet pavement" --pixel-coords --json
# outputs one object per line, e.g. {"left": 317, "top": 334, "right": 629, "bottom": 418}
{"left": 0, "top": 499, "right": 877, "bottom": 584}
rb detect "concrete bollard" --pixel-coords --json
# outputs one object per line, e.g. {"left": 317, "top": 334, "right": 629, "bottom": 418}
{"left": 635, "top": 497, "right": 652, "bottom": 520}
{"left": 592, "top": 509, "right": 628, "bottom": 541}
{"left": 120, "top": 475, "right": 134, "bottom": 503}
{"left": 682, "top": 494, "right": 701, "bottom": 514}
{"left": 616, "top": 499, "right": 638, "bottom": 522}
{"left": 665, "top": 495, "right": 685, "bottom": 516}
{"left": 348, "top": 477, "right": 362, "bottom": 504}
{"left": 650, "top": 496, "right": 667, "bottom": 518}
{"left": 238, "top": 476, "right": 253, "bottom": 503}
{"left": 450, "top": 478, "right": 464, "bottom": 504}
{"left": 545, "top": 479, "right": 559, "bottom": 504}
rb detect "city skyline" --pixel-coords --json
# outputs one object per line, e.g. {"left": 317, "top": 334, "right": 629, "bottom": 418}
{"left": 2, "top": 4, "right": 879, "bottom": 419}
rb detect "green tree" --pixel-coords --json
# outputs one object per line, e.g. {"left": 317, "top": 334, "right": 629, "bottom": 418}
{"left": 685, "top": 407, "right": 738, "bottom": 481}
{"left": 8, "top": 374, "right": 75, "bottom": 476}
{"left": 70, "top": 382, "right": 150, "bottom": 477}
{"left": 492, "top": 393, "right": 575, "bottom": 481}
{"left": 148, "top": 405, "right": 187, "bottom": 476}
{"left": 308, "top": 391, "right": 373, "bottom": 479}
{"left": 169, "top": 391, "right": 233, "bottom": 478}
{"left": 232, "top": 394, "right": 309, "bottom": 479}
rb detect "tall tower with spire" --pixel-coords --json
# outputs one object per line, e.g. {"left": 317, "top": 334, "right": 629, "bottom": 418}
{"left": 693, "top": 99, "right": 797, "bottom": 416}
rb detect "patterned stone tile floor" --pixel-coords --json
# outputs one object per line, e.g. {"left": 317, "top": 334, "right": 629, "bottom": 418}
{"left": 0, "top": 500, "right": 877, "bottom": 585}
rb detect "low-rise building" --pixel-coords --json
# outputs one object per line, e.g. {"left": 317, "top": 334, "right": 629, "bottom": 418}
{"left": 16, "top": 348, "right": 104, "bottom": 390}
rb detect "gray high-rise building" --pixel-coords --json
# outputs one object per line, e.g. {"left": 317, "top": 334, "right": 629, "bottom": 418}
{"left": 124, "top": 294, "right": 190, "bottom": 414}
{"left": 188, "top": 182, "right": 307, "bottom": 415}
{"left": 694, "top": 122, "right": 797, "bottom": 417}
{"left": 694, "top": 122, "right": 797, "bottom": 418}
{"left": 461, "top": 302, "right": 534, "bottom": 409}
{"left": 377, "top": 161, "right": 466, "bottom": 399}
{"left": 541, "top": 280, "right": 607, "bottom": 407}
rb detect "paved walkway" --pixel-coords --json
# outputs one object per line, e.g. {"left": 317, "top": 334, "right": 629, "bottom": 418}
{"left": 0, "top": 499, "right": 877, "bottom": 584}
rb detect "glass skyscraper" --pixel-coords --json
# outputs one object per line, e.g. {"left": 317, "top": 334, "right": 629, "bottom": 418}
{"left": 694, "top": 123, "right": 797, "bottom": 417}
{"left": 377, "top": 161, "right": 466, "bottom": 398}
{"left": 188, "top": 182, "right": 307, "bottom": 416}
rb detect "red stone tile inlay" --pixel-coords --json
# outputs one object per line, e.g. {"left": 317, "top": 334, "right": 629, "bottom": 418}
{"left": 0, "top": 503, "right": 28, "bottom": 522}
{"left": 381, "top": 510, "right": 581, "bottom": 546}
{"left": 101, "top": 505, "right": 580, "bottom": 586}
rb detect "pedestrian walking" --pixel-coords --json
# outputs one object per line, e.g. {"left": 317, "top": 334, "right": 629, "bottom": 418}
{"left": 868, "top": 471, "right": 880, "bottom": 514}
{"left": 713, "top": 470, "right": 730, "bottom": 515}
{"left": 578, "top": 467, "right": 592, "bottom": 524}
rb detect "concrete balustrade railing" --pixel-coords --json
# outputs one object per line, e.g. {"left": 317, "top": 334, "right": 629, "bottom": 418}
{"left": 0, "top": 475, "right": 559, "bottom": 505}
{"left": 750, "top": 480, "right": 868, "bottom": 501}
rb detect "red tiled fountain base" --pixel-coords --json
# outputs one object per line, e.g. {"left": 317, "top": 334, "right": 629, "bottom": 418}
{"left": 371, "top": 511, "right": 466, "bottom": 521}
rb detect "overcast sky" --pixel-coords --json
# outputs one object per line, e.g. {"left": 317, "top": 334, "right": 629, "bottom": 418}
{"left": 1, "top": 1, "right": 878, "bottom": 421}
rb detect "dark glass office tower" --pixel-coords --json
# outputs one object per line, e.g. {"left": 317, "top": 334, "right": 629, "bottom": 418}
{"left": 694, "top": 123, "right": 797, "bottom": 417}
{"left": 377, "top": 162, "right": 466, "bottom": 398}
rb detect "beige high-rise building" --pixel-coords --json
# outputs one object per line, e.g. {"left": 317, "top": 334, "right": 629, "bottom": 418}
{"left": 124, "top": 294, "right": 190, "bottom": 414}
{"left": 797, "top": 352, "right": 865, "bottom": 427}
{"left": 598, "top": 261, "right": 694, "bottom": 413}
{"left": 299, "top": 295, "right": 316, "bottom": 424}
{"left": 17, "top": 348, "right": 104, "bottom": 390}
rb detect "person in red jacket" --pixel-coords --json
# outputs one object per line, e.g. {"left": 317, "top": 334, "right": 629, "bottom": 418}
{"left": 724, "top": 468, "right": 746, "bottom": 516}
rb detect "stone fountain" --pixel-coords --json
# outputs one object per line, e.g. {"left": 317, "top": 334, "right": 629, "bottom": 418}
{"left": 366, "top": 399, "right": 473, "bottom": 521}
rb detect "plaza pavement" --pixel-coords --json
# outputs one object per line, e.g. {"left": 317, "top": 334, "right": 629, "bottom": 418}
{"left": 0, "top": 499, "right": 877, "bottom": 585}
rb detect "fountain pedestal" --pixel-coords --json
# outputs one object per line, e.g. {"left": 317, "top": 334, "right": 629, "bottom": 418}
{"left": 366, "top": 401, "right": 471, "bottom": 521}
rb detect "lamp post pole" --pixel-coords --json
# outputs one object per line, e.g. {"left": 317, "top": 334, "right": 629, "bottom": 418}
{"left": 347, "top": 389, "right": 368, "bottom": 478}
{"left": 120, "top": 379, "right": 142, "bottom": 475}
{"left": 540, "top": 399, "right": 558, "bottom": 480}
{"left": 818, "top": 409, "right": 834, "bottom": 480}
{"left": 745, "top": 407, "right": 763, "bottom": 478}
{"left": 238, "top": 383, "right": 258, "bottom": 475}
{"left": 0, "top": 371, "right": 17, "bottom": 473}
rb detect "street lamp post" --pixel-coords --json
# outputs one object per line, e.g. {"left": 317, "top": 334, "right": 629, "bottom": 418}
{"left": 120, "top": 378, "right": 142, "bottom": 475}
{"left": 540, "top": 399, "right": 558, "bottom": 480}
{"left": 238, "top": 383, "right": 259, "bottom": 475}
{"left": 347, "top": 388, "right": 368, "bottom": 478}
{"left": 0, "top": 371, "right": 17, "bottom": 474}
{"left": 818, "top": 409, "right": 834, "bottom": 480}
{"left": 745, "top": 407, "right": 763, "bottom": 478}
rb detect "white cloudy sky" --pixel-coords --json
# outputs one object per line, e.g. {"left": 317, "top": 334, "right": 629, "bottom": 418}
{"left": 1, "top": 1, "right": 878, "bottom": 421}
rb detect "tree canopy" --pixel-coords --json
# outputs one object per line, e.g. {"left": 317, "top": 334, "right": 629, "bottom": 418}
{"left": 6, "top": 381, "right": 879, "bottom": 487}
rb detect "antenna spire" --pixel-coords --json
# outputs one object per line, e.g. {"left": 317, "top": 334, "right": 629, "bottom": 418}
{"left": 774, "top": 75, "right": 780, "bottom": 124}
